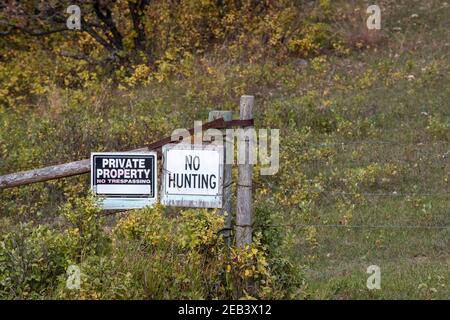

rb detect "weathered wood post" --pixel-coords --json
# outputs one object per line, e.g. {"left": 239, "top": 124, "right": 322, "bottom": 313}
{"left": 236, "top": 95, "right": 254, "bottom": 248}
{"left": 208, "top": 110, "right": 233, "bottom": 246}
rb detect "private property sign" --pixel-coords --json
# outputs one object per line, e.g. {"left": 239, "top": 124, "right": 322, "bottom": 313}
{"left": 91, "top": 152, "right": 157, "bottom": 209}
{"left": 161, "top": 144, "right": 223, "bottom": 208}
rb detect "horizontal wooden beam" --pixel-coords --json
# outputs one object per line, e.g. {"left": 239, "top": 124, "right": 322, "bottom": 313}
{"left": 0, "top": 147, "right": 147, "bottom": 189}
{"left": 0, "top": 117, "right": 253, "bottom": 189}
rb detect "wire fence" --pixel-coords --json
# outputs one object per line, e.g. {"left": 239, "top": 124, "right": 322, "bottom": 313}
{"left": 255, "top": 223, "right": 449, "bottom": 230}
{"left": 300, "top": 140, "right": 450, "bottom": 147}
{"left": 315, "top": 191, "right": 450, "bottom": 197}
{"left": 252, "top": 139, "right": 449, "bottom": 232}
{"left": 298, "top": 140, "right": 450, "bottom": 160}
{"left": 11, "top": 138, "right": 446, "bottom": 232}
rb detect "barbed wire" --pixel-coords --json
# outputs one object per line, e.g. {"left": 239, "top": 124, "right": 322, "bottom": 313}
{"left": 298, "top": 139, "right": 449, "bottom": 146}
{"left": 249, "top": 179, "right": 450, "bottom": 198}
{"left": 254, "top": 223, "right": 449, "bottom": 230}
{"left": 314, "top": 190, "right": 450, "bottom": 197}
{"left": 297, "top": 140, "right": 450, "bottom": 158}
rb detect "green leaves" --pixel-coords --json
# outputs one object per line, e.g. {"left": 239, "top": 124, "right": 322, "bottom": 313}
{"left": 0, "top": 223, "right": 71, "bottom": 299}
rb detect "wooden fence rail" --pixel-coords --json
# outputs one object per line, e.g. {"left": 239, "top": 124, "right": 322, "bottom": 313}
{"left": 1, "top": 95, "right": 256, "bottom": 297}
{"left": 0, "top": 117, "right": 253, "bottom": 189}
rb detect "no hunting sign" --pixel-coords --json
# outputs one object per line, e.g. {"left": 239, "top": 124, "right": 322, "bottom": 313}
{"left": 161, "top": 144, "right": 224, "bottom": 208}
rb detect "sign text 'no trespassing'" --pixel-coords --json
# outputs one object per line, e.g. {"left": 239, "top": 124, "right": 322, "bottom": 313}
{"left": 91, "top": 152, "right": 157, "bottom": 209}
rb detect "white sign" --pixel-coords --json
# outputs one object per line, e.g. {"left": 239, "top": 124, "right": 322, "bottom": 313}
{"left": 91, "top": 152, "right": 157, "bottom": 209}
{"left": 161, "top": 144, "right": 223, "bottom": 208}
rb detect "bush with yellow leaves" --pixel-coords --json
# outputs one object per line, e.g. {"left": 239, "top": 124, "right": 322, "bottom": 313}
{"left": 0, "top": 191, "right": 305, "bottom": 299}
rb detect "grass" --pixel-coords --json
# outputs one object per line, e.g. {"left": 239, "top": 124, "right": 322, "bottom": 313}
{"left": 0, "top": 0, "right": 449, "bottom": 299}
{"left": 252, "top": 0, "right": 450, "bottom": 299}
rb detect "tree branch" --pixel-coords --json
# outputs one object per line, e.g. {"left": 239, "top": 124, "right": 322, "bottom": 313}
{"left": 128, "top": 0, "right": 148, "bottom": 52}
{"left": 81, "top": 19, "right": 116, "bottom": 53}
{"left": 11, "top": 25, "right": 69, "bottom": 36}
{"left": 59, "top": 50, "right": 116, "bottom": 65}
{"left": 93, "top": 0, "right": 124, "bottom": 51}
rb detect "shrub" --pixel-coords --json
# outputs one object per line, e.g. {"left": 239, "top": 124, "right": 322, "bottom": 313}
{"left": 0, "top": 194, "right": 108, "bottom": 299}
{"left": 0, "top": 223, "right": 73, "bottom": 299}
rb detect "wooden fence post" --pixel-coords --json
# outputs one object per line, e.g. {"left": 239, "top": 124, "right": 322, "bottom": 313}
{"left": 236, "top": 95, "right": 254, "bottom": 248}
{"left": 209, "top": 110, "right": 233, "bottom": 246}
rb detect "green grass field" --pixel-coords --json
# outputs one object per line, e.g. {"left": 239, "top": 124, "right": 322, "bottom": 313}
{"left": 0, "top": 0, "right": 448, "bottom": 299}
{"left": 246, "top": 0, "right": 450, "bottom": 299}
